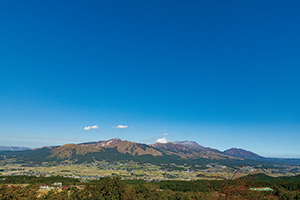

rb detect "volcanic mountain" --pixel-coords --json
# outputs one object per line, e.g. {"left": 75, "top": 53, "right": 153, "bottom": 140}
{"left": 151, "top": 142, "right": 241, "bottom": 160}
{"left": 223, "top": 148, "right": 263, "bottom": 159}
{"left": 174, "top": 140, "right": 221, "bottom": 152}
{"left": 50, "top": 138, "right": 163, "bottom": 160}
{"left": 4, "top": 138, "right": 291, "bottom": 166}
{"left": 1, "top": 138, "right": 299, "bottom": 166}
{"left": 174, "top": 141, "right": 207, "bottom": 151}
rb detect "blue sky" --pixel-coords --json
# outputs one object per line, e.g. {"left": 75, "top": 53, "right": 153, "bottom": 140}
{"left": 1, "top": 1, "right": 300, "bottom": 158}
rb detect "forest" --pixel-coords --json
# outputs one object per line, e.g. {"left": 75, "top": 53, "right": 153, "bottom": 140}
{"left": 1, "top": 174, "right": 300, "bottom": 199}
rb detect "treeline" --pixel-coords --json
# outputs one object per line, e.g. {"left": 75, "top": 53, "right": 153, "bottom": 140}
{"left": 1, "top": 175, "right": 300, "bottom": 199}
{"left": 0, "top": 177, "right": 213, "bottom": 200}
{"left": 0, "top": 175, "right": 79, "bottom": 185}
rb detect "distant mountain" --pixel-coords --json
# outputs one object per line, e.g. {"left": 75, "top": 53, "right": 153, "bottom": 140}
{"left": 224, "top": 148, "right": 263, "bottom": 159}
{"left": 0, "top": 146, "right": 30, "bottom": 152}
{"left": 81, "top": 138, "right": 122, "bottom": 148}
{"left": 1, "top": 139, "right": 299, "bottom": 166}
{"left": 81, "top": 138, "right": 162, "bottom": 156}
{"left": 0, "top": 138, "right": 168, "bottom": 163}
{"left": 151, "top": 141, "right": 242, "bottom": 160}
{"left": 174, "top": 140, "right": 221, "bottom": 152}
{"left": 223, "top": 148, "right": 300, "bottom": 165}
{"left": 174, "top": 141, "right": 206, "bottom": 151}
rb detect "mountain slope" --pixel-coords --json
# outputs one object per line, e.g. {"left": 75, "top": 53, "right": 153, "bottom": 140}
{"left": 50, "top": 143, "right": 103, "bottom": 159}
{"left": 224, "top": 148, "right": 263, "bottom": 159}
{"left": 81, "top": 138, "right": 163, "bottom": 156}
{"left": 151, "top": 142, "right": 242, "bottom": 160}
{"left": 174, "top": 141, "right": 206, "bottom": 151}
{"left": 174, "top": 141, "right": 221, "bottom": 153}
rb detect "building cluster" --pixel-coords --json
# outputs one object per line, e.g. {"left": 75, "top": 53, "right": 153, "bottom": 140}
{"left": 39, "top": 182, "right": 62, "bottom": 190}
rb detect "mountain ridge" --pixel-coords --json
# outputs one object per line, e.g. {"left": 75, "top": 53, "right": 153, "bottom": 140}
{"left": 1, "top": 138, "right": 300, "bottom": 166}
{"left": 0, "top": 146, "right": 30, "bottom": 152}
{"left": 223, "top": 148, "right": 263, "bottom": 159}
{"left": 151, "top": 142, "right": 242, "bottom": 160}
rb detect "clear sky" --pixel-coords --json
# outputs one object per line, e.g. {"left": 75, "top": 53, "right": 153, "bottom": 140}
{"left": 1, "top": 1, "right": 299, "bottom": 158}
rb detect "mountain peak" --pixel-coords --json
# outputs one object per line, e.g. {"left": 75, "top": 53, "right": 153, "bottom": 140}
{"left": 174, "top": 140, "right": 206, "bottom": 151}
{"left": 94, "top": 138, "right": 122, "bottom": 147}
{"left": 78, "top": 138, "right": 122, "bottom": 147}
{"left": 151, "top": 141, "right": 242, "bottom": 160}
{"left": 224, "top": 148, "right": 263, "bottom": 159}
{"left": 151, "top": 142, "right": 190, "bottom": 153}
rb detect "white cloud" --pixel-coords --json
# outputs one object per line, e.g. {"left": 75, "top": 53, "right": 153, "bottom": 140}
{"left": 112, "top": 125, "right": 134, "bottom": 129}
{"left": 84, "top": 125, "right": 99, "bottom": 131}
{"left": 115, "top": 125, "right": 128, "bottom": 129}
{"left": 163, "top": 133, "right": 168, "bottom": 136}
{"left": 156, "top": 136, "right": 168, "bottom": 143}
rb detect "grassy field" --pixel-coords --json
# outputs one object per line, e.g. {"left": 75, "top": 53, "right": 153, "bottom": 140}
{"left": 0, "top": 163, "right": 258, "bottom": 181}
{"left": 1, "top": 161, "right": 299, "bottom": 182}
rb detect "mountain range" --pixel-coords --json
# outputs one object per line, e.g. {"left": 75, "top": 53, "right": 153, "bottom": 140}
{"left": 0, "top": 146, "right": 30, "bottom": 152}
{"left": 0, "top": 138, "right": 299, "bottom": 166}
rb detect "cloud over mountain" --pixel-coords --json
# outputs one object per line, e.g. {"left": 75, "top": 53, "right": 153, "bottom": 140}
{"left": 156, "top": 136, "right": 168, "bottom": 143}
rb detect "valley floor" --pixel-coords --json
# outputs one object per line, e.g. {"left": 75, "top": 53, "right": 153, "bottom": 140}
{"left": 1, "top": 161, "right": 299, "bottom": 182}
